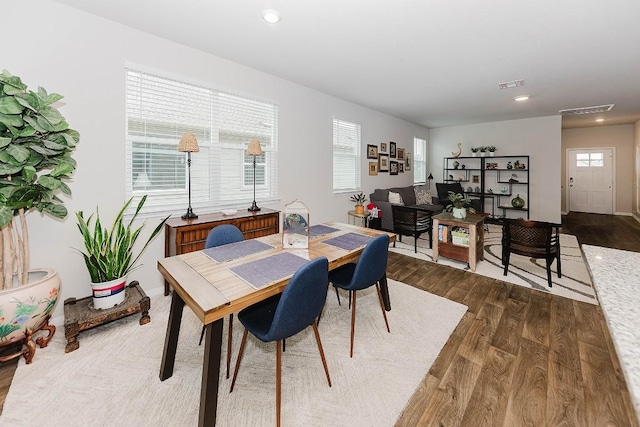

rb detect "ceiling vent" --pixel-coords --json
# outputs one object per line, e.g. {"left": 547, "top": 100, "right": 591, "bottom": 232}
{"left": 499, "top": 79, "right": 524, "bottom": 89}
{"left": 559, "top": 104, "right": 615, "bottom": 115}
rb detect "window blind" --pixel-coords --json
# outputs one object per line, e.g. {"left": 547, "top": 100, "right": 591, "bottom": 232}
{"left": 332, "top": 118, "right": 361, "bottom": 193}
{"left": 414, "top": 137, "right": 427, "bottom": 184}
{"left": 126, "top": 69, "right": 278, "bottom": 216}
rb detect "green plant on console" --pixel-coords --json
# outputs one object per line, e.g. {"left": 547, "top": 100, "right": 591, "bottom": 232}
{"left": 487, "top": 146, "right": 497, "bottom": 152}
{"left": 445, "top": 191, "right": 477, "bottom": 213}
{"left": 75, "top": 195, "right": 169, "bottom": 283}
{"left": 470, "top": 147, "right": 480, "bottom": 153}
{"left": 349, "top": 192, "right": 367, "bottom": 206}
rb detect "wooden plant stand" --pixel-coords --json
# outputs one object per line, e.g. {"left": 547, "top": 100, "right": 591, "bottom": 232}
{"left": 0, "top": 315, "right": 56, "bottom": 365}
{"left": 63, "top": 281, "right": 150, "bottom": 353}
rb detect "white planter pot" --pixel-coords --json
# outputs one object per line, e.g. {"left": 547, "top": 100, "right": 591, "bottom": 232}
{"left": 91, "top": 276, "right": 127, "bottom": 309}
{"left": 489, "top": 152, "right": 495, "bottom": 157}
{"left": 452, "top": 207, "right": 467, "bottom": 219}
{"left": 471, "top": 153, "right": 477, "bottom": 157}
{"left": 480, "top": 152, "right": 486, "bottom": 157}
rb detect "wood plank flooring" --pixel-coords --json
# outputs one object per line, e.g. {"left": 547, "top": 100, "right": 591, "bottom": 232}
{"left": 1, "top": 212, "right": 639, "bottom": 426}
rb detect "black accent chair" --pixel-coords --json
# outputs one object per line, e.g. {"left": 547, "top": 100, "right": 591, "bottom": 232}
{"left": 435, "top": 182, "right": 482, "bottom": 213}
{"left": 391, "top": 205, "right": 434, "bottom": 252}
{"left": 501, "top": 219, "right": 562, "bottom": 287}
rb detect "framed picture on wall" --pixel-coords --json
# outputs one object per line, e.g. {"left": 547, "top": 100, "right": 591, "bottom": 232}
{"left": 366, "top": 144, "right": 378, "bottom": 159}
{"left": 380, "top": 142, "right": 387, "bottom": 152}
{"left": 405, "top": 153, "right": 412, "bottom": 171}
{"left": 397, "top": 148, "right": 405, "bottom": 161}
{"left": 399, "top": 162, "right": 405, "bottom": 173}
{"left": 369, "top": 162, "right": 378, "bottom": 175}
{"left": 390, "top": 142, "right": 397, "bottom": 158}
{"left": 379, "top": 154, "right": 389, "bottom": 172}
{"left": 472, "top": 175, "right": 480, "bottom": 183}
{"left": 390, "top": 160, "right": 398, "bottom": 175}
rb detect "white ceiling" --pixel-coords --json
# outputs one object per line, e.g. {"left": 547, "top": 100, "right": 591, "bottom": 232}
{"left": 54, "top": 0, "right": 640, "bottom": 129}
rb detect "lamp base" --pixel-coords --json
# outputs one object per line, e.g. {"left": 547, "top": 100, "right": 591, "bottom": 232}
{"left": 181, "top": 207, "right": 198, "bottom": 220}
{"left": 248, "top": 201, "right": 261, "bottom": 212}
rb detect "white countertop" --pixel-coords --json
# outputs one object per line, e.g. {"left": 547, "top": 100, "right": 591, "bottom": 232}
{"left": 582, "top": 245, "right": 640, "bottom": 417}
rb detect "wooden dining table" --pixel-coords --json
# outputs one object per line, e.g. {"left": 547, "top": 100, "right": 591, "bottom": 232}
{"left": 157, "top": 221, "right": 395, "bottom": 426}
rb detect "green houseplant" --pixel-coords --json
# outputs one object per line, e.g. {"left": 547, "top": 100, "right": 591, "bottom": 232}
{"left": 0, "top": 69, "right": 79, "bottom": 362}
{"left": 470, "top": 147, "right": 480, "bottom": 157}
{"left": 75, "top": 195, "right": 169, "bottom": 309}
{"left": 446, "top": 191, "right": 476, "bottom": 219}
{"left": 487, "top": 145, "right": 497, "bottom": 156}
{"left": 350, "top": 192, "right": 367, "bottom": 214}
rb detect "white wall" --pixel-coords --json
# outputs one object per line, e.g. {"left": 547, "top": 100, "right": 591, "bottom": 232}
{"left": 5, "top": 1, "right": 428, "bottom": 319}
{"left": 429, "top": 116, "right": 562, "bottom": 222}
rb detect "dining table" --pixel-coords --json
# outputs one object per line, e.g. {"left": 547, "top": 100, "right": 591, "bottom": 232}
{"left": 157, "top": 221, "right": 396, "bottom": 426}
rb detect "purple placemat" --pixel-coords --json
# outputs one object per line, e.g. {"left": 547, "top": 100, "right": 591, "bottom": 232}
{"left": 309, "top": 224, "right": 340, "bottom": 238}
{"left": 230, "top": 252, "right": 309, "bottom": 289}
{"left": 202, "top": 240, "right": 273, "bottom": 263}
{"left": 322, "top": 232, "right": 373, "bottom": 251}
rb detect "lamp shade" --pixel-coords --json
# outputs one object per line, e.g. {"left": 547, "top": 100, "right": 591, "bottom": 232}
{"left": 427, "top": 173, "right": 434, "bottom": 180}
{"left": 178, "top": 133, "right": 200, "bottom": 152}
{"left": 246, "top": 139, "right": 263, "bottom": 156}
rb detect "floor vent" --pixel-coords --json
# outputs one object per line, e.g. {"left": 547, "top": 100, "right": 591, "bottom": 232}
{"left": 559, "top": 104, "right": 615, "bottom": 115}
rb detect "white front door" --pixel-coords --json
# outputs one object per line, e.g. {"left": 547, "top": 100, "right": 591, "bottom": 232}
{"left": 568, "top": 148, "right": 614, "bottom": 214}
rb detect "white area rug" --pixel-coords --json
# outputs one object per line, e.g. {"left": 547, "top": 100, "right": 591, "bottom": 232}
{"left": 1, "top": 280, "right": 467, "bottom": 427}
{"left": 390, "top": 225, "right": 597, "bottom": 305}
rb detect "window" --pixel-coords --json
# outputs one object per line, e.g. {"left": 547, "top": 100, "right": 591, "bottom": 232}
{"left": 576, "top": 152, "right": 604, "bottom": 167}
{"left": 414, "top": 137, "right": 427, "bottom": 184}
{"left": 332, "top": 118, "right": 361, "bottom": 193}
{"left": 126, "top": 69, "right": 278, "bottom": 215}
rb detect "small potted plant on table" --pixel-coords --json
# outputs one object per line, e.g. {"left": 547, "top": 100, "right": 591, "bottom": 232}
{"left": 446, "top": 191, "right": 476, "bottom": 219}
{"left": 350, "top": 192, "right": 367, "bottom": 214}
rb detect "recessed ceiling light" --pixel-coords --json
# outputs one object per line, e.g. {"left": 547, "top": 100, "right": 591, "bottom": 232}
{"left": 514, "top": 95, "right": 529, "bottom": 102}
{"left": 499, "top": 79, "right": 524, "bottom": 89}
{"left": 262, "top": 9, "right": 282, "bottom": 24}
{"left": 595, "top": 118, "right": 604, "bottom": 122}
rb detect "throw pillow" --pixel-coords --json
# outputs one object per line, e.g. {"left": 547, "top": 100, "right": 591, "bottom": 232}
{"left": 388, "top": 191, "right": 404, "bottom": 205}
{"left": 414, "top": 186, "right": 433, "bottom": 205}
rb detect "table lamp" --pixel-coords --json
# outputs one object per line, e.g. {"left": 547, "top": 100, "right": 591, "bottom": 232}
{"left": 247, "top": 139, "right": 263, "bottom": 212}
{"left": 178, "top": 133, "right": 199, "bottom": 219}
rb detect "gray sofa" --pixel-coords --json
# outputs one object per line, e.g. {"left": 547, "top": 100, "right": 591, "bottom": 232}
{"left": 369, "top": 186, "right": 443, "bottom": 231}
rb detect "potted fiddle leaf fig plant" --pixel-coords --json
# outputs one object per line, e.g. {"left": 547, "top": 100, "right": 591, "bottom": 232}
{"left": 75, "top": 195, "right": 169, "bottom": 309}
{"left": 446, "top": 191, "right": 476, "bottom": 219}
{"left": 0, "top": 69, "right": 79, "bottom": 362}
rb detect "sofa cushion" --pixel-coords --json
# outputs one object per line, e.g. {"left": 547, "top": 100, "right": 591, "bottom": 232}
{"left": 414, "top": 186, "right": 433, "bottom": 205}
{"left": 370, "top": 188, "right": 390, "bottom": 203}
{"left": 388, "top": 191, "right": 404, "bottom": 205}
{"left": 390, "top": 186, "right": 416, "bottom": 206}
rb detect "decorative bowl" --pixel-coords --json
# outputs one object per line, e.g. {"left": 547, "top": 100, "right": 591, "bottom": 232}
{"left": 221, "top": 209, "right": 237, "bottom": 216}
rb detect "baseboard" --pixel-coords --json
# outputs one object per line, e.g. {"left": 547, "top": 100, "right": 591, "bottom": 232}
{"left": 614, "top": 211, "right": 633, "bottom": 216}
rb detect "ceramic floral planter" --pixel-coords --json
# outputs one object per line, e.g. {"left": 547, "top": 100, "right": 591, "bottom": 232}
{"left": 0, "top": 268, "right": 60, "bottom": 364}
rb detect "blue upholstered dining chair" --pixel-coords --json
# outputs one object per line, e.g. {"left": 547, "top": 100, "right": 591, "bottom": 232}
{"left": 199, "top": 224, "right": 245, "bottom": 380}
{"left": 328, "top": 233, "right": 390, "bottom": 358}
{"left": 229, "top": 257, "right": 332, "bottom": 427}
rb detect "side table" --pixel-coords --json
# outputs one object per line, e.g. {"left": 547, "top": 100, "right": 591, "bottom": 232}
{"left": 63, "top": 281, "right": 150, "bottom": 353}
{"left": 347, "top": 210, "right": 369, "bottom": 227}
{"left": 432, "top": 212, "right": 486, "bottom": 272}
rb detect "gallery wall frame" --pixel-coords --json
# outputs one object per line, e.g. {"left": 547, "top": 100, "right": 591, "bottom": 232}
{"left": 397, "top": 148, "right": 405, "bottom": 161}
{"left": 390, "top": 142, "right": 397, "bottom": 158}
{"left": 369, "top": 162, "right": 378, "bottom": 175}
{"left": 379, "top": 154, "right": 389, "bottom": 172}
{"left": 367, "top": 144, "right": 378, "bottom": 159}
{"left": 405, "top": 153, "right": 412, "bottom": 171}
{"left": 390, "top": 160, "right": 398, "bottom": 175}
{"left": 380, "top": 142, "right": 387, "bottom": 152}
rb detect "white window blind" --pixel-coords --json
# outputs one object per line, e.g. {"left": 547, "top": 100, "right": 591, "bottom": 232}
{"left": 333, "top": 118, "right": 361, "bottom": 193}
{"left": 126, "top": 69, "right": 278, "bottom": 215}
{"left": 414, "top": 137, "right": 427, "bottom": 184}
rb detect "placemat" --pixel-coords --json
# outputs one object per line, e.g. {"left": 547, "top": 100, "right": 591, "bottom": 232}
{"left": 309, "top": 224, "right": 340, "bottom": 237}
{"left": 322, "top": 232, "right": 373, "bottom": 251}
{"left": 230, "top": 252, "right": 309, "bottom": 289}
{"left": 202, "top": 240, "right": 273, "bottom": 263}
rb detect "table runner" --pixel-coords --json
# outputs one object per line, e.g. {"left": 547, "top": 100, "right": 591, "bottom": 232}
{"left": 202, "top": 239, "right": 274, "bottom": 263}
{"left": 230, "top": 252, "right": 310, "bottom": 289}
{"left": 322, "top": 232, "right": 373, "bottom": 251}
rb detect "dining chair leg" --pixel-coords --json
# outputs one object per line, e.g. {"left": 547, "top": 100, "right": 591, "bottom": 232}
{"left": 556, "top": 252, "right": 562, "bottom": 278}
{"left": 276, "top": 339, "right": 282, "bottom": 427}
{"left": 503, "top": 252, "right": 511, "bottom": 276}
{"left": 226, "top": 313, "right": 233, "bottom": 379}
{"left": 414, "top": 233, "right": 418, "bottom": 253}
{"left": 350, "top": 290, "right": 357, "bottom": 358}
{"left": 375, "top": 283, "right": 391, "bottom": 333}
{"left": 229, "top": 328, "right": 249, "bottom": 393}
{"left": 546, "top": 258, "right": 553, "bottom": 288}
{"left": 334, "top": 285, "right": 341, "bottom": 306}
{"left": 312, "top": 321, "right": 332, "bottom": 387}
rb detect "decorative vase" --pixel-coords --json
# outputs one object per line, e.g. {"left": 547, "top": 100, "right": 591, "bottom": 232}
{"left": 0, "top": 268, "right": 60, "bottom": 364}
{"left": 355, "top": 205, "right": 365, "bottom": 214}
{"left": 511, "top": 194, "right": 525, "bottom": 209}
{"left": 91, "top": 276, "right": 128, "bottom": 309}
{"left": 480, "top": 152, "right": 486, "bottom": 157}
{"left": 489, "top": 152, "right": 494, "bottom": 157}
{"left": 452, "top": 207, "right": 467, "bottom": 219}
{"left": 471, "top": 152, "right": 477, "bottom": 157}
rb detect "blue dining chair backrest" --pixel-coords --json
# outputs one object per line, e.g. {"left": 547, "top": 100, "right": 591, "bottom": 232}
{"left": 347, "top": 234, "right": 389, "bottom": 291}
{"left": 205, "top": 224, "right": 244, "bottom": 248}
{"left": 251, "top": 257, "right": 329, "bottom": 342}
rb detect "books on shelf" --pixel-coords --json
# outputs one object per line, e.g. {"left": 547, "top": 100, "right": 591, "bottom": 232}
{"left": 438, "top": 224, "right": 448, "bottom": 242}
{"left": 451, "top": 226, "right": 470, "bottom": 247}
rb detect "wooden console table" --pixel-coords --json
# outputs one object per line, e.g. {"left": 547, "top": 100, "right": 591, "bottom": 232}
{"left": 63, "top": 281, "right": 150, "bottom": 353}
{"left": 164, "top": 208, "right": 280, "bottom": 295}
{"left": 432, "top": 212, "right": 486, "bottom": 272}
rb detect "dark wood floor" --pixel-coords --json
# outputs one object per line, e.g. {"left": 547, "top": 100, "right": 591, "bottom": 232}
{"left": 1, "top": 212, "right": 639, "bottom": 425}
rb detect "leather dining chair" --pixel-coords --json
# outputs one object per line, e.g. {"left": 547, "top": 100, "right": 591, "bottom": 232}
{"left": 229, "top": 257, "right": 332, "bottom": 427}
{"left": 391, "top": 204, "right": 433, "bottom": 253}
{"left": 501, "top": 219, "right": 562, "bottom": 287}
{"left": 199, "top": 224, "right": 244, "bottom": 380}
{"left": 328, "top": 234, "right": 390, "bottom": 357}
